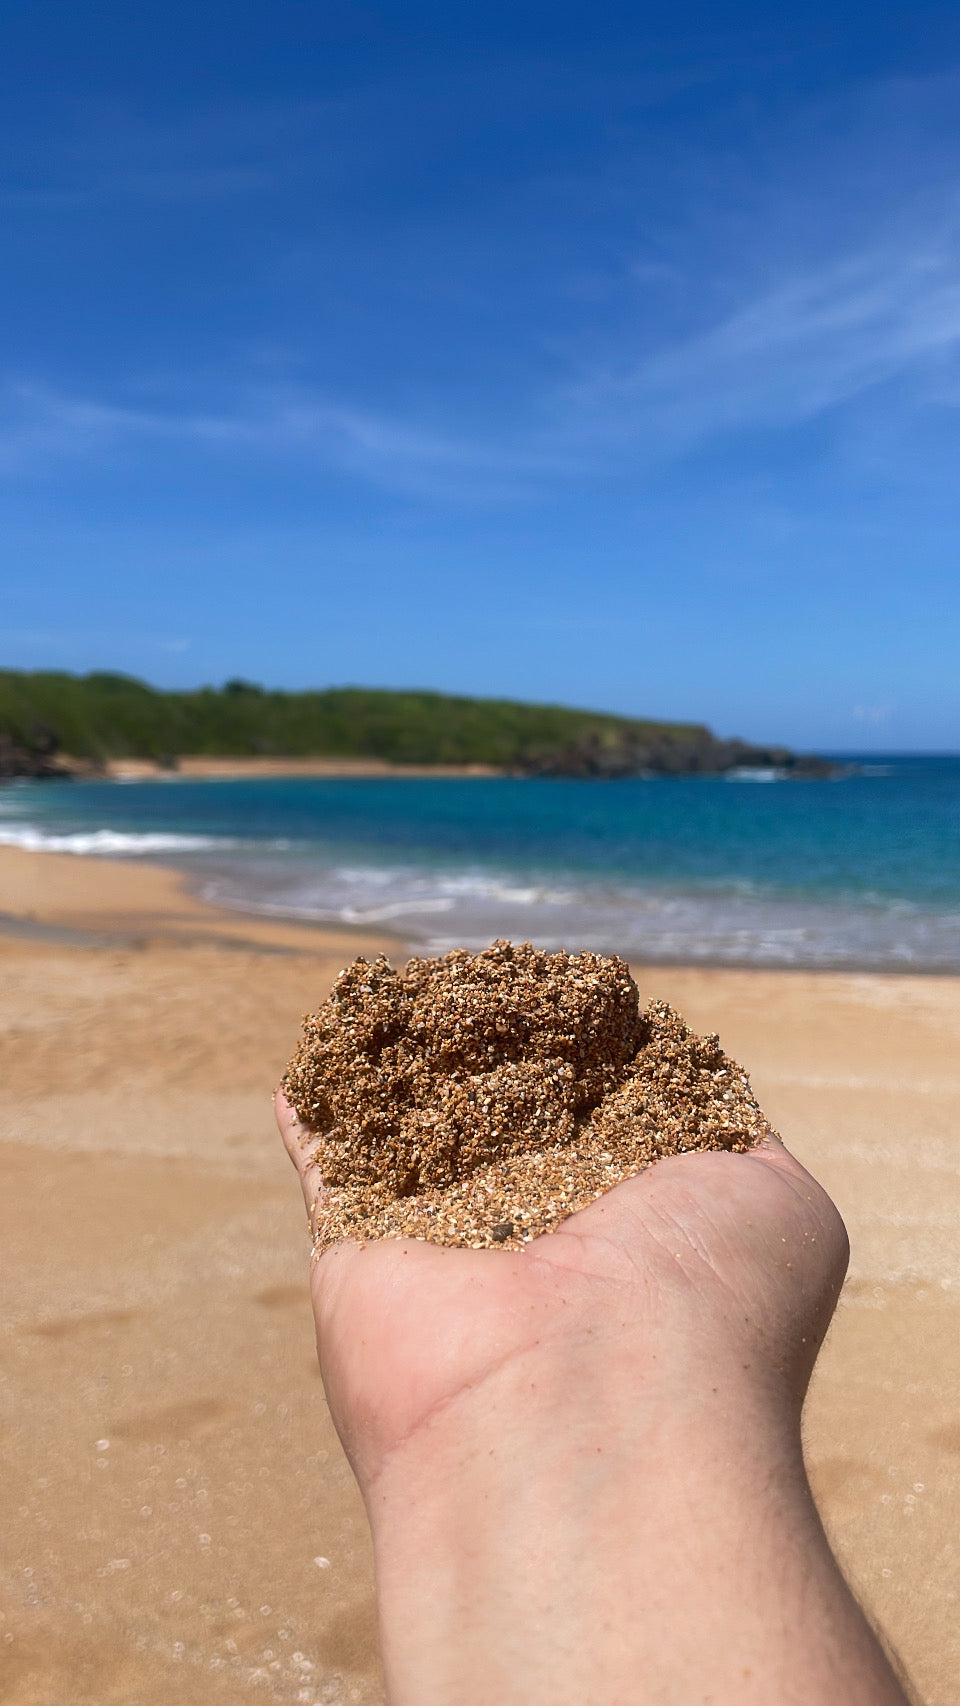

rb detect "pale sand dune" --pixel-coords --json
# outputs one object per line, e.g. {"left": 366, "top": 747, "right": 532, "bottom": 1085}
{"left": 1, "top": 846, "right": 957, "bottom": 1704}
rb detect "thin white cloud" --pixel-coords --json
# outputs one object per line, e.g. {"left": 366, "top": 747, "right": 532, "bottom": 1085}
{"left": 0, "top": 382, "right": 563, "bottom": 500}
{"left": 4, "top": 222, "right": 960, "bottom": 498}
{"left": 560, "top": 232, "right": 960, "bottom": 455}
{"left": 0, "top": 385, "right": 233, "bottom": 472}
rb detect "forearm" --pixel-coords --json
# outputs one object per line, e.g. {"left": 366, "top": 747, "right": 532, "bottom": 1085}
{"left": 363, "top": 1351, "right": 909, "bottom": 1706}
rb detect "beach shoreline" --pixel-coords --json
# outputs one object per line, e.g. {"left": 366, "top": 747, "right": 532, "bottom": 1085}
{"left": 2, "top": 841, "right": 958, "bottom": 1704}
{"left": 0, "top": 840, "right": 406, "bottom": 958}
{"left": 8, "top": 759, "right": 960, "bottom": 978}
{"left": 52, "top": 755, "right": 506, "bottom": 782}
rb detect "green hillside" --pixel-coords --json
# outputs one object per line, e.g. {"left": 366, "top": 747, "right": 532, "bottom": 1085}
{"left": 0, "top": 670, "right": 809, "bottom": 778}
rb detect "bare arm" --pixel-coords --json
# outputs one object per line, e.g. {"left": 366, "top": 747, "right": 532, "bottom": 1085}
{"left": 278, "top": 1093, "right": 911, "bottom": 1705}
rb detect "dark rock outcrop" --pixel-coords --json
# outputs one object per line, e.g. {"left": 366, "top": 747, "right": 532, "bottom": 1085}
{"left": 0, "top": 728, "right": 70, "bottom": 780}
{"left": 515, "top": 726, "right": 834, "bottom": 779}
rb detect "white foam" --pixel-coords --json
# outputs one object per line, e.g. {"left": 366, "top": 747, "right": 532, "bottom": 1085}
{"left": 202, "top": 863, "right": 579, "bottom": 928}
{"left": 200, "top": 857, "right": 960, "bottom": 972}
{"left": 0, "top": 826, "right": 229, "bottom": 856}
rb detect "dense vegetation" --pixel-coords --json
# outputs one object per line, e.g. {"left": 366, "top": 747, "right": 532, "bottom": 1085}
{"left": 0, "top": 669, "right": 810, "bottom": 778}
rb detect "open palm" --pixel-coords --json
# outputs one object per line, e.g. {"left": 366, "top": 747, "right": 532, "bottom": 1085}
{"left": 276, "top": 1090, "right": 848, "bottom": 1495}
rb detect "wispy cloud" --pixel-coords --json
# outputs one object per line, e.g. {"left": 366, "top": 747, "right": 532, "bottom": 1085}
{"left": 559, "top": 231, "right": 960, "bottom": 457}
{"left": 5, "top": 219, "right": 960, "bottom": 499}
{"left": 0, "top": 381, "right": 565, "bottom": 500}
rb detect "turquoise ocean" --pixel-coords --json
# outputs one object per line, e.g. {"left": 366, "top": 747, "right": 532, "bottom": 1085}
{"left": 2, "top": 757, "right": 960, "bottom": 971}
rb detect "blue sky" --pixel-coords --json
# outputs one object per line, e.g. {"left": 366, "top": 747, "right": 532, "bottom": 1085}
{"left": 2, "top": 1, "right": 960, "bottom": 749}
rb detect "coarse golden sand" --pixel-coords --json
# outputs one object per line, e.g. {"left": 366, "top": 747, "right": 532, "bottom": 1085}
{"left": 282, "top": 939, "right": 775, "bottom": 1250}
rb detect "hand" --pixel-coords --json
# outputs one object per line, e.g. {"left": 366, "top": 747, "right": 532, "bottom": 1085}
{"left": 277, "top": 1089, "right": 844, "bottom": 1482}
{"left": 276, "top": 1091, "right": 910, "bottom": 1706}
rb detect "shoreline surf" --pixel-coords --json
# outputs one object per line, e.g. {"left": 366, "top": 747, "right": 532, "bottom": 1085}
{"left": 2, "top": 759, "right": 960, "bottom": 972}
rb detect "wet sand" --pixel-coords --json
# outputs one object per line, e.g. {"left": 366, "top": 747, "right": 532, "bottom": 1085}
{"left": 1, "top": 845, "right": 958, "bottom": 1704}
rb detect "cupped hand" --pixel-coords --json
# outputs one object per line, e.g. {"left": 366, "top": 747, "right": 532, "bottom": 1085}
{"left": 275, "top": 1089, "right": 848, "bottom": 1495}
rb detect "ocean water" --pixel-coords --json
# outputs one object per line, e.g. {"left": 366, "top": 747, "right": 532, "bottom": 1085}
{"left": 2, "top": 758, "right": 960, "bottom": 971}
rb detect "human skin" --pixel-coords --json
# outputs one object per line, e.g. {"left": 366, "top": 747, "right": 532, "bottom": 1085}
{"left": 275, "top": 1091, "right": 912, "bottom": 1706}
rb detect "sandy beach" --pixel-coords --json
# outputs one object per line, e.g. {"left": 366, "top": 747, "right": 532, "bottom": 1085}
{"left": 98, "top": 757, "right": 503, "bottom": 781}
{"left": 1, "top": 845, "right": 958, "bottom": 1705}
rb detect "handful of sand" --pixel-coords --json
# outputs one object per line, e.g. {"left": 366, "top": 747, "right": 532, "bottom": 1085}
{"left": 283, "top": 939, "right": 773, "bottom": 1250}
